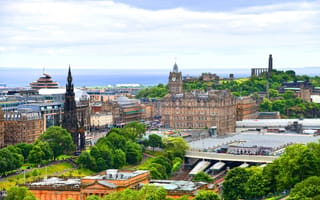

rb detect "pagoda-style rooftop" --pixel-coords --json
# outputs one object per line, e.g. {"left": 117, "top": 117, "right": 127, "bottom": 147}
{"left": 30, "top": 73, "right": 59, "bottom": 90}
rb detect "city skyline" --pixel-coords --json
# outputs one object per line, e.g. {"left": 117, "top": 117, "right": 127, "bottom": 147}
{"left": 0, "top": 0, "right": 319, "bottom": 69}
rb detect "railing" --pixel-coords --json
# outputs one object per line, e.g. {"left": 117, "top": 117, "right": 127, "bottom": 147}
{"left": 185, "top": 151, "right": 278, "bottom": 163}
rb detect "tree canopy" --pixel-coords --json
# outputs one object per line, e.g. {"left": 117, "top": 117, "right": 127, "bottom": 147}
{"left": 192, "top": 171, "right": 213, "bottom": 183}
{"left": 221, "top": 140, "right": 320, "bottom": 200}
{"left": 39, "top": 126, "right": 75, "bottom": 159}
{"left": 78, "top": 123, "right": 145, "bottom": 172}
{"left": 6, "top": 186, "right": 37, "bottom": 200}
{"left": 287, "top": 176, "right": 320, "bottom": 200}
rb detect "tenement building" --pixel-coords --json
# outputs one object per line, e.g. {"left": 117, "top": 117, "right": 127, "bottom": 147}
{"left": 3, "top": 109, "right": 44, "bottom": 146}
{"left": 161, "top": 64, "right": 237, "bottom": 135}
{"left": 236, "top": 96, "right": 259, "bottom": 121}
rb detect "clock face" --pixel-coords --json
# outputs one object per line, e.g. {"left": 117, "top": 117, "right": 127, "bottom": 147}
{"left": 172, "top": 77, "right": 176, "bottom": 81}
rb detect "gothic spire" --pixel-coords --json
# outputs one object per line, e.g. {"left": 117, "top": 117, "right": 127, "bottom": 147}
{"left": 173, "top": 62, "right": 178, "bottom": 73}
{"left": 67, "top": 65, "right": 72, "bottom": 84}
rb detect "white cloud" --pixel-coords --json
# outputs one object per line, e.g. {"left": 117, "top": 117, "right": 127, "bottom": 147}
{"left": 0, "top": 0, "right": 319, "bottom": 69}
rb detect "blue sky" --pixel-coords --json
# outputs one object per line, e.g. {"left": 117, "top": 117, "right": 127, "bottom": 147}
{"left": 0, "top": 0, "right": 319, "bottom": 70}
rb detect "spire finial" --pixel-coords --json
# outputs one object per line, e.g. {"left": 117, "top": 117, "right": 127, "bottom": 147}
{"left": 173, "top": 61, "right": 178, "bottom": 73}
{"left": 67, "top": 65, "right": 72, "bottom": 84}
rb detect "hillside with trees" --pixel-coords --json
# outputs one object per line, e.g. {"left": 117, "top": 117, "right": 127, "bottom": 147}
{"left": 222, "top": 140, "right": 320, "bottom": 200}
{"left": 0, "top": 126, "right": 75, "bottom": 176}
{"left": 136, "top": 70, "right": 320, "bottom": 118}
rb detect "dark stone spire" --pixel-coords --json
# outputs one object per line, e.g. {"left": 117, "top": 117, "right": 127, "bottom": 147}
{"left": 268, "top": 54, "right": 273, "bottom": 76}
{"left": 62, "top": 65, "right": 79, "bottom": 150}
{"left": 67, "top": 65, "right": 72, "bottom": 85}
{"left": 173, "top": 62, "right": 178, "bottom": 73}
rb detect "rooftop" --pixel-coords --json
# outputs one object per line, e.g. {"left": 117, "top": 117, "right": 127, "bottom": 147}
{"left": 150, "top": 180, "right": 207, "bottom": 192}
{"left": 27, "top": 177, "right": 81, "bottom": 191}
{"left": 84, "top": 169, "right": 149, "bottom": 181}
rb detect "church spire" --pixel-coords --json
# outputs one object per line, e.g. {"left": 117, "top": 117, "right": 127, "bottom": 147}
{"left": 173, "top": 62, "right": 178, "bottom": 73}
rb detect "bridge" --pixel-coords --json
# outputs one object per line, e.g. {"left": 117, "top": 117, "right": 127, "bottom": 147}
{"left": 185, "top": 151, "right": 278, "bottom": 163}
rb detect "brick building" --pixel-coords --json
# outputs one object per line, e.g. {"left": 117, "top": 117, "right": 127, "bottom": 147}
{"left": 236, "top": 96, "right": 259, "bottom": 121}
{"left": 3, "top": 109, "right": 44, "bottom": 146}
{"left": 161, "top": 64, "right": 237, "bottom": 135}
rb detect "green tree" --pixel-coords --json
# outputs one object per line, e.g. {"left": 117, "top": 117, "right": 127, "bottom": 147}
{"left": 104, "top": 188, "right": 140, "bottom": 200}
{"left": 78, "top": 151, "right": 96, "bottom": 170}
{"left": 15, "top": 143, "right": 33, "bottom": 161}
{"left": 222, "top": 167, "right": 252, "bottom": 200}
{"left": 104, "top": 132, "right": 127, "bottom": 151}
{"left": 171, "top": 157, "right": 183, "bottom": 173}
{"left": 149, "top": 163, "right": 168, "bottom": 179}
{"left": 86, "top": 195, "right": 102, "bottom": 200}
{"left": 282, "top": 90, "right": 295, "bottom": 100}
{"left": 193, "top": 171, "right": 213, "bottom": 182}
{"left": 125, "top": 141, "right": 143, "bottom": 164}
{"left": 262, "top": 160, "right": 280, "bottom": 194}
{"left": 123, "top": 121, "right": 146, "bottom": 140}
{"left": 269, "top": 89, "right": 279, "bottom": 98}
{"left": 103, "top": 185, "right": 166, "bottom": 200}
{"left": 39, "top": 126, "right": 75, "bottom": 159}
{"left": 113, "top": 149, "right": 126, "bottom": 169}
{"left": 259, "top": 98, "right": 272, "bottom": 112}
{"left": 163, "top": 137, "right": 189, "bottom": 159}
{"left": 153, "top": 156, "right": 172, "bottom": 176}
{"left": 6, "top": 186, "right": 37, "bottom": 200}
{"left": 136, "top": 84, "right": 169, "bottom": 98}
{"left": 0, "top": 147, "right": 23, "bottom": 174}
{"left": 138, "top": 184, "right": 167, "bottom": 200}
{"left": 27, "top": 141, "right": 53, "bottom": 164}
{"left": 275, "top": 144, "right": 320, "bottom": 191}
{"left": 245, "top": 168, "right": 270, "bottom": 199}
{"left": 287, "top": 176, "right": 320, "bottom": 200}
{"left": 194, "top": 190, "right": 220, "bottom": 200}
{"left": 148, "top": 134, "right": 163, "bottom": 151}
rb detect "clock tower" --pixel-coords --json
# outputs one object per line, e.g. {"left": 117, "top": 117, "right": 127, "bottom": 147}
{"left": 168, "top": 63, "right": 183, "bottom": 94}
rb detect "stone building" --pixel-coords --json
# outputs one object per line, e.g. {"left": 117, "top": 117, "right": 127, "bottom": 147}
{"left": 201, "top": 72, "right": 218, "bottom": 82}
{"left": 26, "top": 169, "right": 214, "bottom": 200}
{"left": 168, "top": 63, "right": 183, "bottom": 94}
{"left": 0, "top": 108, "right": 4, "bottom": 148}
{"left": 109, "top": 96, "right": 146, "bottom": 126}
{"left": 236, "top": 96, "right": 259, "bottom": 121}
{"left": 161, "top": 64, "right": 237, "bottom": 135}
{"left": 62, "top": 66, "right": 89, "bottom": 150}
{"left": 278, "top": 80, "right": 312, "bottom": 102}
{"left": 90, "top": 112, "right": 113, "bottom": 130}
{"left": 251, "top": 54, "right": 273, "bottom": 77}
{"left": 3, "top": 109, "right": 44, "bottom": 146}
{"left": 27, "top": 169, "right": 150, "bottom": 200}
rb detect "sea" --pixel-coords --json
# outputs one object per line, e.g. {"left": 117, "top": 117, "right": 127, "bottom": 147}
{"left": 0, "top": 67, "right": 318, "bottom": 88}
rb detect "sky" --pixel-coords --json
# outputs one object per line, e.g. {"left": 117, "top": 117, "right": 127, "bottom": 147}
{"left": 0, "top": 0, "right": 319, "bottom": 70}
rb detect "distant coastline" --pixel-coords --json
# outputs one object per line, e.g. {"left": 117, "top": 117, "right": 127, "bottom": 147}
{"left": 0, "top": 67, "right": 319, "bottom": 88}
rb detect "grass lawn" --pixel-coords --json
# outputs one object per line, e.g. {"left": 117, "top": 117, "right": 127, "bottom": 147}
{"left": 0, "top": 162, "right": 73, "bottom": 191}
{"left": 59, "top": 168, "right": 95, "bottom": 177}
